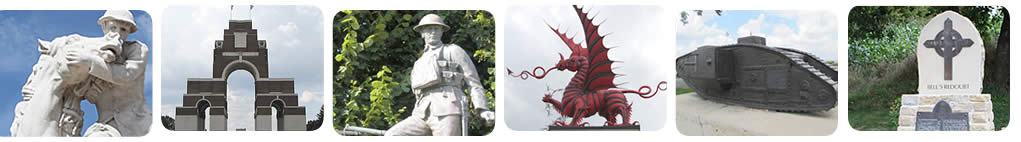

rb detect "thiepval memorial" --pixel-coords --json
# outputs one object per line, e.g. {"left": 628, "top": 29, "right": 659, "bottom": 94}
{"left": 174, "top": 14, "right": 306, "bottom": 131}
{"left": 897, "top": 11, "right": 993, "bottom": 131}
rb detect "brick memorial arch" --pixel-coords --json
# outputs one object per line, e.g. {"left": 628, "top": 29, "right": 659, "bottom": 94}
{"left": 175, "top": 20, "right": 306, "bottom": 131}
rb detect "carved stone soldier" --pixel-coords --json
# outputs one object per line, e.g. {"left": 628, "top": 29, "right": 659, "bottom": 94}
{"left": 10, "top": 10, "right": 149, "bottom": 137}
{"left": 385, "top": 14, "right": 495, "bottom": 136}
{"left": 72, "top": 10, "right": 152, "bottom": 137}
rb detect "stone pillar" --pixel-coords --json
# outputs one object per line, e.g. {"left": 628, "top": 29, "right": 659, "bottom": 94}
{"left": 175, "top": 114, "right": 198, "bottom": 131}
{"left": 209, "top": 106, "right": 228, "bottom": 131}
{"left": 254, "top": 107, "right": 273, "bottom": 131}
{"left": 283, "top": 107, "right": 307, "bottom": 131}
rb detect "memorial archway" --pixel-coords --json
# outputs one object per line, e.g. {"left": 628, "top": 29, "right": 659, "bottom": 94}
{"left": 175, "top": 19, "right": 306, "bottom": 131}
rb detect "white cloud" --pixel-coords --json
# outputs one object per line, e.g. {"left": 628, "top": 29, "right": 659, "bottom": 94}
{"left": 226, "top": 88, "right": 256, "bottom": 130}
{"left": 675, "top": 11, "right": 731, "bottom": 57}
{"left": 769, "top": 11, "right": 838, "bottom": 61}
{"left": 161, "top": 104, "right": 181, "bottom": 117}
{"left": 299, "top": 90, "right": 323, "bottom": 104}
{"left": 277, "top": 22, "right": 298, "bottom": 33}
{"left": 677, "top": 11, "right": 837, "bottom": 61}
{"left": 676, "top": 11, "right": 724, "bottom": 40}
{"left": 737, "top": 14, "right": 768, "bottom": 36}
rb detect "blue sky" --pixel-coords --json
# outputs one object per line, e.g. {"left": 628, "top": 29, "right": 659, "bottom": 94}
{"left": 676, "top": 10, "right": 837, "bottom": 61}
{"left": 0, "top": 10, "right": 152, "bottom": 136}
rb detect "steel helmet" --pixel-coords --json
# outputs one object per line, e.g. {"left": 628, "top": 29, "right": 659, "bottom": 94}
{"left": 97, "top": 10, "right": 138, "bottom": 33}
{"left": 413, "top": 14, "right": 449, "bottom": 32}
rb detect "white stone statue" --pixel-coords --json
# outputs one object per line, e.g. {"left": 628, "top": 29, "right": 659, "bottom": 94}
{"left": 10, "top": 10, "right": 151, "bottom": 137}
{"left": 384, "top": 14, "right": 496, "bottom": 136}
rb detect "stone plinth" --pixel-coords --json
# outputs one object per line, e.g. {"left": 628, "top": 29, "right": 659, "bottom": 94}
{"left": 547, "top": 125, "right": 639, "bottom": 131}
{"left": 897, "top": 94, "right": 994, "bottom": 131}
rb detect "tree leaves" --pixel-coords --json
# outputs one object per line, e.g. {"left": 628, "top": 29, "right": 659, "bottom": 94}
{"left": 849, "top": 6, "right": 1005, "bottom": 66}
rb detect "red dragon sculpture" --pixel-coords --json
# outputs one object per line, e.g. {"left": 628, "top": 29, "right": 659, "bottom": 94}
{"left": 508, "top": 5, "right": 668, "bottom": 127}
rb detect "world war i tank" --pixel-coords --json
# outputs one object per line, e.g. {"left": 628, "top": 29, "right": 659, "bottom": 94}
{"left": 676, "top": 36, "right": 837, "bottom": 112}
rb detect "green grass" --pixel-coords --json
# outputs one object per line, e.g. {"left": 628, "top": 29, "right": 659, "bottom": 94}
{"left": 849, "top": 78, "right": 1010, "bottom": 131}
{"left": 676, "top": 88, "right": 694, "bottom": 95}
{"left": 985, "top": 84, "right": 1010, "bottom": 130}
{"left": 848, "top": 79, "right": 917, "bottom": 131}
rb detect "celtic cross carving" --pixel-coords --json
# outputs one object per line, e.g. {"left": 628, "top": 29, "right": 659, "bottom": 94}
{"left": 923, "top": 18, "right": 974, "bottom": 80}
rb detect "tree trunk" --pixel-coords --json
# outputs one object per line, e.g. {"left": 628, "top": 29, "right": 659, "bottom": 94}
{"left": 992, "top": 9, "right": 1009, "bottom": 88}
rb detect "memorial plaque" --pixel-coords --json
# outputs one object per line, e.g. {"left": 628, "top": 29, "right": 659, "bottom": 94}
{"left": 915, "top": 101, "right": 969, "bottom": 131}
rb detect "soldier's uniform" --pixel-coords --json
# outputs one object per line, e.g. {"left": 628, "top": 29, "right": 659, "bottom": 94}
{"left": 384, "top": 14, "right": 490, "bottom": 136}
{"left": 83, "top": 10, "right": 151, "bottom": 137}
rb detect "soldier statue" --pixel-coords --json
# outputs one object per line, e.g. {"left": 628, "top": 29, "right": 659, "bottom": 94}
{"left": 10, "top": 10, "right": 150, "bottom": 137}
{"left": 384, "top": 14, "right": 496, "bottom": 136}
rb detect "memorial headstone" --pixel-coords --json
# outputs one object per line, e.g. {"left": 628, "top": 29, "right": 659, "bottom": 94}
{"left": 897, "top": 11, "right": 994, "bottom": 131}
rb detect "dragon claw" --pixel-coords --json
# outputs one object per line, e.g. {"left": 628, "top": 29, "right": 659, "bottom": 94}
{"left": 542, "top": 94, "right": 554, "bottom": 102}
{"left": 552, "top": 121, "right": 568, "bottom": 126}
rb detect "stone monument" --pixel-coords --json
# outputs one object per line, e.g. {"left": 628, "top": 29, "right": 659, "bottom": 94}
{"left": 897, "top": 11, "right": 994, "bottom": 131}
{"left": 383, "top": 13, "right": 495, "bottom": 136}
{"left": 173, "top": 16, "right": 306, "bottom": 131}
{"left": 10, "top": 10, "right": 151, "bottom": 137}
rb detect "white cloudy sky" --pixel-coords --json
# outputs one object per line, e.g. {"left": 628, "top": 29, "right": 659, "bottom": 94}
{"left": 676, "top": 10, "right": 838, "bottom": 61}
{"left": 160, "top": 6, "right": 324, "bottom": 131}
{"left": 504, "top": 5, "right": 672, "bottom": 131}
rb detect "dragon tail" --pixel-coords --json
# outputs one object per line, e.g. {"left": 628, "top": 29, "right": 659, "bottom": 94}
{"left": 507, "top": 65, "right": 556, "bottom": 80}
{"left": 620, "top": 81, "right": 668, "bottom": 99}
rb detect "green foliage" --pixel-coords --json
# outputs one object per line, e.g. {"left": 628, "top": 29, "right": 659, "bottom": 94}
{"left": 332, "top": 10, "right": 496, "bottom": 135}
{"left": 985, "top": 83, "right": 1010, "bottom": 130}
{"left": 849, "top": 6, "right": 1004, "bottom": 65}
{"left": 848, "top": 22, "right": 921, "bottom": 65}
{"left": 887, "top": 97, "right": 902, "bottom": 129}
{"left": 161, "top": 115, "right": 175, "bottom": 130}
{"left": 306, "top": 106, "right": 325, "bottom": 131}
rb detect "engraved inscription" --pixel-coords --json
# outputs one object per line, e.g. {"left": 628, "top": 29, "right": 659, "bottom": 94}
{"left": 915, "top": 101, "right": 970, "bottom": 131}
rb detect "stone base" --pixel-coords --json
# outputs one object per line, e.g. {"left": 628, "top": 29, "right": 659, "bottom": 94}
{"left": 897, "top": 94, "right": 994, "bottom": 131}
{"left": 675, "top": 93, "right": 837, "bottom": 135}
{"left": 547, "top": 125, "right": 640, "bottom": 131}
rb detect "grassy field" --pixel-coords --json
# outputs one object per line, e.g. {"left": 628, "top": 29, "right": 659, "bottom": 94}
{"left": 849, "top": 73, "right": 1010, "bottom": 131}
{"left": 676, "top": 88, "right": 694, "bottom": 95}
{"left": 848, "top": 79, "right": 917, "bottom": 131}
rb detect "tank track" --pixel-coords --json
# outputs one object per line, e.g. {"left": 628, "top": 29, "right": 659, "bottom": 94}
{"left": 690, "top": 48, "right": 837, "bottom": 112}
{"left": 773, "top": 50, "right": 837, "bottom": 112}
{"left": 776, "top": 47, "right": 838, "bottom": 81}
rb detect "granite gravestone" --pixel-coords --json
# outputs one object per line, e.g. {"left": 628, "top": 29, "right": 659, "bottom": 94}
{"left": 897, "top": 11, "right": 994, "bottom": 131}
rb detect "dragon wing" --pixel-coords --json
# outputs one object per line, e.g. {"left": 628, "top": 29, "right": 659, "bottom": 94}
{"left": 551, "top": 5, "right": 617, "bottom": 91}
{"left": 574, "top": 6, "right": 617, "bottom": 91}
